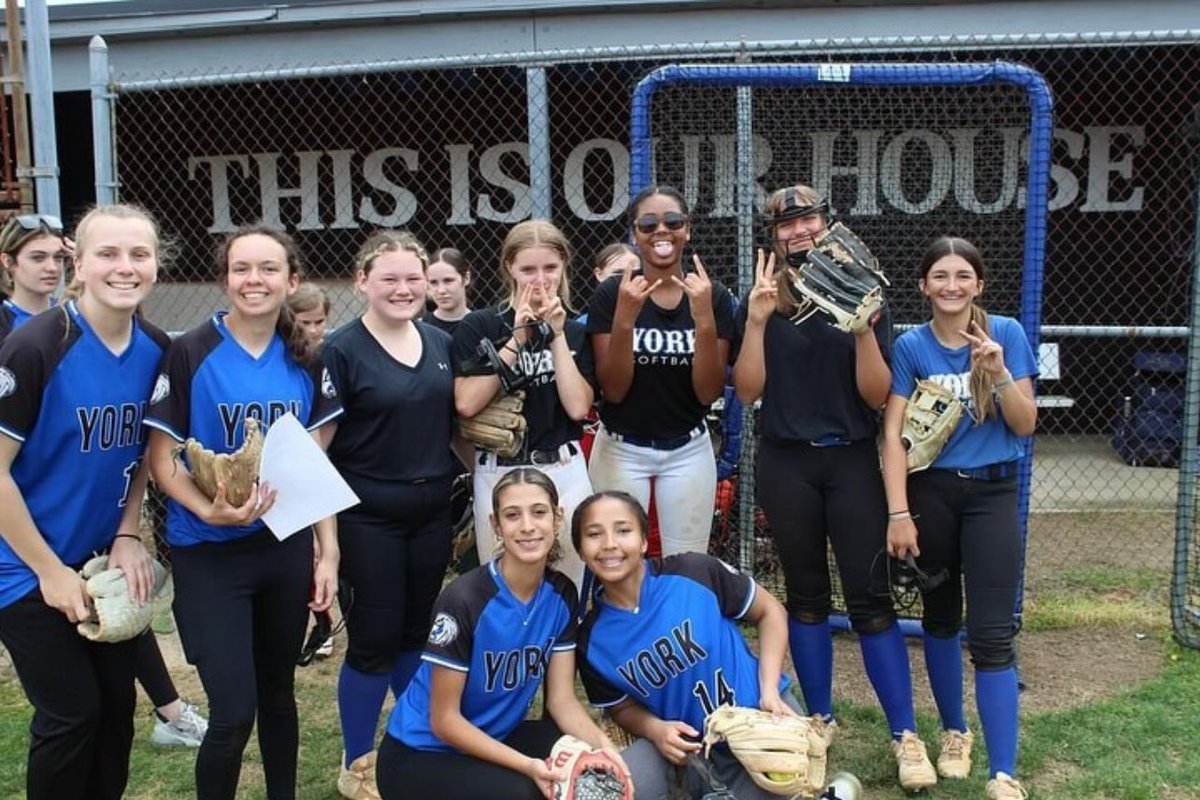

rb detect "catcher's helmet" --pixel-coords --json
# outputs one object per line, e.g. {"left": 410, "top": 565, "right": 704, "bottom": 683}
{"left": 762, "top": 188, "right": 832, "bottom": 267}
{"left": 870, "top": 549, "right": 949, "bottom": 612}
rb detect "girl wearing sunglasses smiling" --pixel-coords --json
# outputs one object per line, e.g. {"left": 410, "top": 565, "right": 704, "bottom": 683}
{"left": 0, "top": 214, "right": 67, "bottom": 339}
{"left": 586, "top": 186, "right": 735, "bottom": 556}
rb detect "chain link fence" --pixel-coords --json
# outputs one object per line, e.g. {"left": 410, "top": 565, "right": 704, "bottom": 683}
{"left": 98, "top": 32, "right": 1200, "bottom": 643}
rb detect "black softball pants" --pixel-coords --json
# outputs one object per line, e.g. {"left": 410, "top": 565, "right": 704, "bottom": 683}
{"left": 0, "top": 589, "right": 137, "bottom": 800}
{"left": 338, "top": 476, "right": 454, "bottom": 673}
{"left": 376, "top": 719, "right": 562, "bottom": 800}
{"left": 909, "top": 469, "right": 1021, "bottom": 670}
{"left": 755, "top": 438, "right": 896, "bottom": 633}
{"left": 171, "top": 529, "right": 312, "bottom": 800}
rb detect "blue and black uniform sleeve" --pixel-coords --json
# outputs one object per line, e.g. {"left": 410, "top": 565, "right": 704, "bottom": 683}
{"left": 422, "top": 577, "right": 480, "bottom": 673}
{"left": 577, "top": 610, "right": 628, "bottom": 709}
{"left": 547, "top": 570, "right": 580, "bottom": 650}
{"left": 144, "top": 326, "right": 211, "bottom": 442}
{"left": 0, "top": 312, "right": 68, "bottom": 441}
{"left": 307, "top": 356, "right": 342, "bottom": 429}
{"left": 666, "top": 552, "right": 757, "bottom": 620}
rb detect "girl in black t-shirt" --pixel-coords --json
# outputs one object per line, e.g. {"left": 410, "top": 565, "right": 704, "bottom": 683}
{"left": 586, "top": 186, "right": 735, "bottom": 556}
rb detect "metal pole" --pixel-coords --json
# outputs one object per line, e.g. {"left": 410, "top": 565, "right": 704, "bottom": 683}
{"left": 23, "top": 0, "right": 59, "bottom": 217}
{"left": 1171, "top": 163, "right": 1200, "bottom": 646}
{"left": 89, "top": 35, "right": 116, "bottom": 205}
{"left": 526, "top": 66, "right": 551, "bottom": 221}
{"left": 5, "top": 0, "right": 33, "bottom": 210}
{"left": 735, "top": 84, "right": 756, "bottom": 575}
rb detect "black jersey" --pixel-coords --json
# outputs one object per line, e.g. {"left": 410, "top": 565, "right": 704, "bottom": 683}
{"left": 586, "top": 274, "right": 736, "bottom": 439}
{"left": 424, "top": 314, "right": 463, "bottom": 337}
{"left": 451, "top": 307, "right": 593, "bottom": 450}
{"left": 733, "top": 302, "right": 892, "bottom": 444}
{"left": 323, "top": 319, "right": 458, "bottom": 493}
{"left": 0, "top": 303, "right": 169, "bottom": 608}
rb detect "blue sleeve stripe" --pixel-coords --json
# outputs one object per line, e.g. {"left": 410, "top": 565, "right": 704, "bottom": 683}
{"left": 0, "top": 423, "right": 26, "bottom": 443}
{"left": 734, "top": 579, "right": 757, "bottom": 620}
{"left": 306, "top": 408, "right": 344, "bottom": 431}
{"left": 142, "top": 417, "right": 184, "bottom": 443}
{"left": 421, "top": 653, "right": 469, "bottom": 673}
{"left": 592, "top": 694, "right": 629, "bottom": 709}
{"left": 551, "top": 643, "right": 576, "bottom": 653}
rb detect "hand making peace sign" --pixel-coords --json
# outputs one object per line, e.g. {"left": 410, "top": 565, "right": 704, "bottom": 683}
{"left": 959, "top": 320, "right": 1008, "bottom": 378}
{"left": 746, "top": 249, "right": 778, "bottom": 326}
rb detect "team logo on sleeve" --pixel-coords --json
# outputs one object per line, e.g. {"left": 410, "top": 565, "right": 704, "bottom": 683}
{"left": 321, "top": 368, "right": 337, "bottom": 399}
{"left": 0, "top": 367, "right": 15, "bottom": 399}
{"left": 150, "top": 373, "right": 170, "bottom": 405}
{"left": 428, "top": 613, "right": 459, "bottom": 646}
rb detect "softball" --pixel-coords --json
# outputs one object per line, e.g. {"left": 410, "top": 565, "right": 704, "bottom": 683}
{"left": 765, "top": 772, "right": 797, "bottom": 782}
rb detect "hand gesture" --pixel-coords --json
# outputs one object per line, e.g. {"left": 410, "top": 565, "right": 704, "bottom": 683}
{"left": 887, "top": 516, "right": 920, "bottom": 559}
{"left": 108, "top": 533, "right": 154, "bottom": 604}
{"left": 614, "top": 254, "right": 662, "bottom": 327}
{"left": 541, "top": 295, "right": 567, "bottom": 336}
{"left": 648, "top": 718, "right": 702, "bottom": 766}
{"left": 672, "top": 254, "right": 715, "bottom": 324}
{"left": 747, "top": 249, "right": 778, "bottom": 326}
{"left": 204, "top": 480, "right": 275, "bottom": 527}
{"left": 39, "top": 562, "right": 91, "bottom": 623}
{"left": 960, "top": 321, "right": 1007, "bottom": 378}
{"left": 512, "top": 282, "right": 538, "bottom": 346}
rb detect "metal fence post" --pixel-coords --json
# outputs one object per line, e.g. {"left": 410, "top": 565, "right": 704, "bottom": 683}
{"left": 23, "top": 0, "right": 60, "bottom": 216}
{"left": 526, "top": 66, "right": 551, "bottom": 221}
{"left": 735, "top": 83, "right": 756, "bottom": 576}
{"left": 90, "top": 35, "right": 117, "bottom": 205}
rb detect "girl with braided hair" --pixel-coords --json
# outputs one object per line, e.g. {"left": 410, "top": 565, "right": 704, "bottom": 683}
{"left": 146, "top": 224, "right": 343, "bottom": 800}
{"left": 881, "top": 236, "right": 1037, "bottom": 800}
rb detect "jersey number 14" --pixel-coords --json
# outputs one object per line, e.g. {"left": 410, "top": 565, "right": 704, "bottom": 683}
{"left": 692, "top": 667, "right": 736, "bottom": 717}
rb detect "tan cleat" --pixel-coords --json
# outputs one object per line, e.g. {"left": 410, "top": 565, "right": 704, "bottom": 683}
{"left": 936, "top": 729, "right": 974, "bottom": 779}
{"left": 337, "top": 750, "right": 381, "bottom": 800}
{"left": 986, "top": 772, "right": 1028, "bottom": 800}
{"left": 892, "top": 730, "right": 937, "bottom": 792}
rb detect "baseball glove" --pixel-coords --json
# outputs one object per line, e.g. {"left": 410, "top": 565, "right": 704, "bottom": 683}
{"left": 459, "top": 390, "right": 526, "bottom": 459}
{"left": 547, "top": 735, "right": 632, "bottom": 800}
{"left": 183, "top": 416, "right": 263, "bottom": 507}
{"left": 702, "top": 706, "right": 828, "bottom": 798}
{"left": 902, "top": 379, "right": 965, "bottom": 473}
{"left": 76, "top": 555, "right": 173, "bottom": 643}
{"left": 784, "top": 222, "right": 889, "bottom": 334}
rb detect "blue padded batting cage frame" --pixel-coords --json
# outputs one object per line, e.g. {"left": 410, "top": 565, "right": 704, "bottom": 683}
{"left": 629, "top": 62, "right": 1053, "bottom": 633}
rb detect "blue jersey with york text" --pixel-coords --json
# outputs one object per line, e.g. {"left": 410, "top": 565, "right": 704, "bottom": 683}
{"left": 143, "top": 312, "right": 343, "bottom": 547}
{"left": 578, "top": 553, "right": 789, "bottom": 733}
{"left": 388, "top": 560, "right": 578, "bottom": 752}
{"left": 0, "top": 302, "right": 169, "bottom": 608}
{"left": 890, "top": 315, "right": 1038, "bottom": 470}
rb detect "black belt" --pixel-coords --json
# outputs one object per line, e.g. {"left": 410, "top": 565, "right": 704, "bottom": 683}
{"left": 950, "top": 461, "right": 1019, "bottom": 481}
{"left": 607, "top": 425, "right": 704, "bottom": 451}
{"left": 494, "top": 441, "right": 578, "bottom": 468}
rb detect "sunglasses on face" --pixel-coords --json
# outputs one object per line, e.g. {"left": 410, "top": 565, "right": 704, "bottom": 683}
{"left": 13, "top": 214, "right": 64, "bottom": 234}
{"left": 633, "top": 211, "right": 688, "bottom": 235}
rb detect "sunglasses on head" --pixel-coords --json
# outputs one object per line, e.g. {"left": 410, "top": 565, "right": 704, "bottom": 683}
{"left": 13, "top": 214, "right": 64, "bottom": 234}
{"left": 633, "top": 211, "right": 688, "bottom": 235}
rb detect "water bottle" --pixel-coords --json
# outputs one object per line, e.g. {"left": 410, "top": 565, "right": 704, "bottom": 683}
{"left": 821, "top": 771, "right": 863, "bottom": 800}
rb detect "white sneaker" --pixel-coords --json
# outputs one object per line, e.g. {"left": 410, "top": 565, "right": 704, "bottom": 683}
{"left": 315, "top": 635, "right": 334, "bottom": 659}
{"left": 151, "top": 702, "right": 208, "bottom": 748}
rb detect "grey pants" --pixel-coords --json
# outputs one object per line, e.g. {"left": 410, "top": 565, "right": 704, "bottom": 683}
{"left": 620, "top": 693, "right": 807, "bottom": 800}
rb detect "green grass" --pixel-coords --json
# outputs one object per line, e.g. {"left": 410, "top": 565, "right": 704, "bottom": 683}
{"left": 1023, "top": 566, "right": 1169, "bottom": 632}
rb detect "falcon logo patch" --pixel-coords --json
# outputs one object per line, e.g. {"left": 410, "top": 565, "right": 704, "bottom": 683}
{"left": 0, "top": 367, "right": 15, "bottom": 399}
{"left": 150, "top": 373, "right": 170, "bottom": 405}
{"left": 321, "top": 368, "right": 337, "bottom": 399}
{"left": 428, "top": 613, "right": 459, "bottom": 647}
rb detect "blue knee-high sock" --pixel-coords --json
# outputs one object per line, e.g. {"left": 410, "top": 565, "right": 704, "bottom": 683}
{"left": 389, "top": 649, "right": 422, "bottom": 699}
{"left": 859, "top": 624, "right": 917, "bottom": 738}
{"left": 787, "top": 618, "right": 833, "bottom": 718}
{"left": 338, "top": 662, "right": 390, "bottom": 766}
{"left": 975, "top": 667, "right": 1020, "bottom": 777}
{"left": 923, "top": 632, "right": 967, "bottom": 732}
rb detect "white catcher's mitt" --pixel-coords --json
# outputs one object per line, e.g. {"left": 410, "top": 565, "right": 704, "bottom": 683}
{"left": 76, "top": 555, "right": 173, "bottom": 643}
{"left": 183, "top": 416, "right": 263, "bottom": 507}
{"left": 703, "top": 706, "right": 828, "bottom": 798}
{"left": 546, "top": 735, "right": 632, "bottom": 800}
{"left": 902, "top": 379, "right": 965, "bottom": 473}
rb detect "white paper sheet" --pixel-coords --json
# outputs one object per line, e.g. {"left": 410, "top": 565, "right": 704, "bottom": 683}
{"left": 259, "top": 412, "right": 359, "bottom": 540}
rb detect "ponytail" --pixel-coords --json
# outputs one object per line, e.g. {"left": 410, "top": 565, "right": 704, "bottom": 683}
{"left": 967, "top": 304, "right": 998, "bottom": 423}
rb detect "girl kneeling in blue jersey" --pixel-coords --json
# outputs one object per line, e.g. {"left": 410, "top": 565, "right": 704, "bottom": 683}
{"left": 0, "top": 205, "right": 168, "bottom": 800}
{"left": 881, "top": 237, "right": 1037, "bottom": 800}
{"left": 146, "top": 225, "right": 343, "bottom": 800}
{"left": 377, "top": 468, "right": 626, "bottom": 800}
{"left": 573, "top": 491, "right": 799, "bottom": 800}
